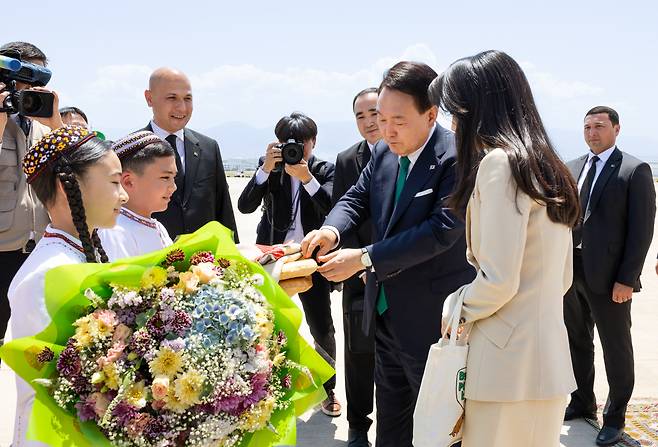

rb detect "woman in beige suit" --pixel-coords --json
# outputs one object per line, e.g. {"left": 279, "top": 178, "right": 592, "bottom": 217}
{"left": 430, "top": 50, "right": 581, "bottom": 447}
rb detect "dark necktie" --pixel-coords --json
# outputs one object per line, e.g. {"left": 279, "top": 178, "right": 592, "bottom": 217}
{"left": 166, "top": 134, "right": 185, "bottom": 197}
{"left": 580, "top": 155, "right": 600, "bottom": 221}
{"left": 18, "top": 114, "right": 31, "bottom": 137}
{"left": 376, "top": 156, "right": 411, "bottom": 315}
{"left": 574, "top": 155, "right": 600, "bottom": 245}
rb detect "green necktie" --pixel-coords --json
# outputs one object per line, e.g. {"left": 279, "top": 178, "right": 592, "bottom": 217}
{"left": 377, "top": 156, "right": 410, "bottom": 315}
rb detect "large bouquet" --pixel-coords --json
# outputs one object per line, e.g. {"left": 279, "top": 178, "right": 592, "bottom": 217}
{"left": 0, "top": 223, "right": 333, "bottom": 446}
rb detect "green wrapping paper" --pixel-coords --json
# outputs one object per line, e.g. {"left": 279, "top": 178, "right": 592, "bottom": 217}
{"left": 0, "top": 222, "right": 334, "bottom": 446}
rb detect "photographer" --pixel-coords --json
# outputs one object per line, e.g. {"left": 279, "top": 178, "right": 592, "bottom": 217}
{"left": 0, "top": 41, "right": 62, "bottom": 348}
{"left": 237, "top": 112, "right": 341, "bottom": 417}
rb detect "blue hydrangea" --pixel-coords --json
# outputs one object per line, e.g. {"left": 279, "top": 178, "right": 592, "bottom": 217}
{"left": 186, "top": 284, "right": 259, "bottom": 349}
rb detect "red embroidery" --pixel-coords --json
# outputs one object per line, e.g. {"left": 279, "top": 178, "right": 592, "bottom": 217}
{"left": 120, "top": 208, "right": 156, "bottom": 229}
{"left": 43, "top": 231, "right": 84, "bottom": 254}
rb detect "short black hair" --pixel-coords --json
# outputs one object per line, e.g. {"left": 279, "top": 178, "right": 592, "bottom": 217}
{"left": 59, "top": 106, "right": 88, "bottom": 124}
{"left": 379, "top": 61, "right": 438, "bottom": 113}
{"left": 121, "top": 141, "right": 176, "bottom": 174}
{"left": 352, "top": 87, "right": 379, "bottom": 110}
{"left": 586, "top": 106, "right": 619, "bottom": 126}
{"left": 274, "top": 112, "right": 317, "bottom": 143}
{"left": 0, "top": 41, "right": 47, "bottom": 65}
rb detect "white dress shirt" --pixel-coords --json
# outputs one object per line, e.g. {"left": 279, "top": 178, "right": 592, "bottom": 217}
{"left": 254, "top": 164, "right": 322, "bottom": 244}
{"left": 8, "top": 225, "right": 87, "bottom": 447}
{"left": 150, "top": 120, "right": 186, "bottom": 173}
{"left": 99, "top": 207, "right": 173, "bottom": 261}
{"left": 577, "top": 145, "right": 616, "bottom": 194}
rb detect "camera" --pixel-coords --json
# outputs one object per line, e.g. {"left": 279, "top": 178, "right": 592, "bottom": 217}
{"left": 272, "top": 139, "right": 304, "bottom": 172}
{"left": 0, "top": 54, "right": 54, "bottom": 117}
{"left": 278, "top": 139, "right": 304, "bottom": 165}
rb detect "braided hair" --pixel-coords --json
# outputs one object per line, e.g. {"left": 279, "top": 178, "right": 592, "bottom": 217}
{"left": 31, "top": 137, "right": 112, "bottom": 263}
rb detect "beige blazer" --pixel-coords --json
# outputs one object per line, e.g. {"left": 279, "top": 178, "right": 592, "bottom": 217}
{"left": 0, "top": 118, "right": 50, "bottom": 251}
{"left": 446, "top": 148, "right": 576, "bottom": 402}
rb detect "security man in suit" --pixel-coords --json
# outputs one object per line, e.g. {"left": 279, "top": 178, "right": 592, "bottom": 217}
{"left": 564, "top": 106, "right": 656, "bottom": 446}
{"left": 142, "top": 67, "right": 238, "bottom": 242}
{"left": 332, "top": 87, "right": 380, "bottom": 447}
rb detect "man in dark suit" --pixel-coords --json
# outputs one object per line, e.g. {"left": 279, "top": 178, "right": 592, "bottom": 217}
{"left": 237, "top": 112, "right": 341, "bottom": 416}
{"left": 302, "top": 62, "right": 475, "bottom": 447}
{"left": 332, "top": 87, "right": 380, "bottom": 447}
{"left": 564, "top": 106, "right": 656, "bottom": 446}
{"left": 142, "top": 67, "right": 238, "bottom": 241}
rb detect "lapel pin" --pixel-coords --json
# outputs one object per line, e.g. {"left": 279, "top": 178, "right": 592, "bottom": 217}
{"left": 429, "top": 165, "right": 436, "bottom": 170}
{"left": 193, "top": 152, "right": 199, "bottom": 157}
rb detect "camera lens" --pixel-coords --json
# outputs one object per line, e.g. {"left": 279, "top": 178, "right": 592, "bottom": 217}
{"left": 282, "top": 142, "right": 304, "bottom": 165}
{"left": 21, "top": 93, "right": 41, "bottom": 113}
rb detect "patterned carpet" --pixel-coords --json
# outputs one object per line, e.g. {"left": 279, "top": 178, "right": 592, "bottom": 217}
{"left": 585, "top": 400, "right": 658, "bottom": 446}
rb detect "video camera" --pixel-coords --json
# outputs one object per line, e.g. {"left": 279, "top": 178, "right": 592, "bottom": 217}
{"left": 0, "top": 54, "right": 54, "bottom": 117}
{"left": 272, "top": 139, "right": 304, "bottom": 172}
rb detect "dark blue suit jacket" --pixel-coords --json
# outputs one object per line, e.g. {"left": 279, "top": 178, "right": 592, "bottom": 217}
{"left": 324, "top": 125, "right": 475, "bottom": 359}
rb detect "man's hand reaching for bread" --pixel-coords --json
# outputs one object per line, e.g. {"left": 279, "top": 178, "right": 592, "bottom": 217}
{"left": 316, "top": 249, "right": 363, "bottom": 282}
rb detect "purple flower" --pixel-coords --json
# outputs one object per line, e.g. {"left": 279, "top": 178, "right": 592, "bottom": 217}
{"left": 70, "top": 374, "right": 90, "bottom": 394}
{"left": 277, "top": 330, "right": 287, "bottom": 346}
{"left": 159, "top": 288, "right": 176, "bottom": 306}
{"left": 162, "top": 249, "right": 185, "bottom": 267}
{"left": 143, "top": 416, "right": 168, "bottom": 441}
{"left": 116, "top": 308, "right": 137, "bottom": 325}
{"left": 281, "top": 374, "right": 292, "bottom": 389}
{"left": 165, "top": 310, "right": 192, "bottom": 336}
{"left": 75, "top": 397, "right": 97, "bottom": 422}
{"left": 189, "top": 251, "right": 215, "bottom": 265}
{"left": 56, "top": 342, "right": 81, "bottom": 378}
{"left": 209, "top": 394, "right": 245, "bottom": 415}
{"left": 112, "top": 401, "right": 138, "bottom": 426}
{"left": 37, "top": 347, "right": 54, "bottom": 363}
{"left": 243, "top": 373, "right": 269, "bottom": 407}
{"left": 146, "top": 312, "right": 166, "bottom": 338}
{"left": 129, "top": 329, "right": 153, "bottom": 356}
{"left": 161, "top": 337, "right": 186, "bottom": 352}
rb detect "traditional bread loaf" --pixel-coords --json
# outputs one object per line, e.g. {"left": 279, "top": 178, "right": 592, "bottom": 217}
{"left": 279, "top": 258, "right": 318, "bottom": 280}
{"left": 279, "top": 276, "right": 313, "bottom": 296}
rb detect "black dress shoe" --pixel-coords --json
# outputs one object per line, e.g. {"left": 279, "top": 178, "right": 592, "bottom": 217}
{"left": 596, "top": 426, "right": 624, "bottom": 446}
{"left": 564, "top": 406, "right": 597, "bottom": 421}
{"left": 347, "top": 428, "right": 371, "bottom": 447}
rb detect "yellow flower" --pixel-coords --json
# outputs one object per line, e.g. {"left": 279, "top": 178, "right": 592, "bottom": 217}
{"left": 125, "top": 381, "right": 147, "bottom": 408}
{"left": 141, "top": 266, "right": 168, "bottom": 289}
{"left": 102, "top": 363, "right": 120, "bottom": 390}
{"left": 177, "top": 271, "right": 199, "bottom": 293}
{"left": 272, "top": 352, "right": 286, "bottom": 367}
{"left": 164, "top": 388, "right": 189, "bottom": 413}
{"left": 239, "top": 396, "right": 275, "bottom": 432}
{"left": 174, "top": 369, "right": 205, "bottom": 407}
{"left": 73, "top": 316, "right": 93, "bottom": 348}
{"left": 149, "top": 347, "right": 184, "bottom": 379}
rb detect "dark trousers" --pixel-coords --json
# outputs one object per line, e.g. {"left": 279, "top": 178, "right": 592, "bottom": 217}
{"left": 342, "top": 283, "right": 375, "bottom": 432}
{"left": 299, "top": 271, "right": 336, "bottom": 392}
{"left": 564, "top": 251, "right": 634, "bottom": 428}
{"left": 0, "top": 250, "right": 29, "bottom": 344}
{"left": 374, "top": 312, "right": 428, "bottom": 447}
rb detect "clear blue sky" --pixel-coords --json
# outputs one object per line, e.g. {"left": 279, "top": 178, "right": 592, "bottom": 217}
{"left": 5, "top": 0, "right": 657, "bottom": 160}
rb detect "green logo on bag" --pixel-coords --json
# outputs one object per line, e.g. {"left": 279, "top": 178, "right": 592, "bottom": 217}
{"left": 455, "top": 367, "right": 466, "bottom": 408}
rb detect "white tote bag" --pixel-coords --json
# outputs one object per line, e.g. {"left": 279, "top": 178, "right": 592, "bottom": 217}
{"left": 413, "top": 292, "right": 468, "bottom": 447}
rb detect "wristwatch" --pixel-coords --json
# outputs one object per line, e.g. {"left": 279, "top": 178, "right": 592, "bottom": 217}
{"left": 360, "top": 247, "right": 372, "bottom": 269}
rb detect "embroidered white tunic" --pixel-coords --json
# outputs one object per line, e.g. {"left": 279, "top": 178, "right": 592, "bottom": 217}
{"left": 99, "top": 207, "right": 173, "bottom": 261}
{"left": 8, "top": 226, "right": 87, "bottom": 446}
